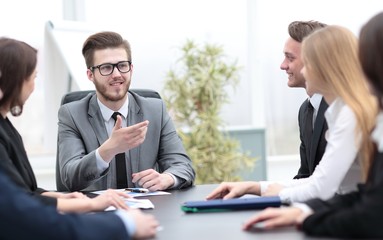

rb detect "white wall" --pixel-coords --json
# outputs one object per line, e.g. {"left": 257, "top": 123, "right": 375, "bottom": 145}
{"left": 1, "top": 0, "right": 383, "bottom": 188}
{"left": 75, "top": 0, "right": 383, "bottom": 156}
{"left": 6, "top": 0, "right": 383, "bottom": 156}
{"left": 1, "top": 0, "right": 62, "bottom": 154}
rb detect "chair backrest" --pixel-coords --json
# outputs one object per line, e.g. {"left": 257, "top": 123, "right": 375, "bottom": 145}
{"left": 60, "top": 89, "right": 161, "bottom": 105}
{"left": 56, "top": 89, "right": 161, "bottom": 191}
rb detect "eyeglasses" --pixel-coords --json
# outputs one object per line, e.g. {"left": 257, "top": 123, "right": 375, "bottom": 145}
{"left": 90, "top": 61, "right": 132, "bottom": 76}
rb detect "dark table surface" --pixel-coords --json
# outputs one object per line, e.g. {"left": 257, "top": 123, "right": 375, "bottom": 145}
{"left": 138, "top": 184, "right": 336, "bottom": 240}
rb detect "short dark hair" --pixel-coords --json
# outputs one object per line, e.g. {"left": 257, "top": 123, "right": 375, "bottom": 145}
{"left": 0, "top": 37, "right": 37, "bottom": 116}
{"left": 359, "top": 12, "right": 383, "bottom": 109}
{"left": 82, "top": 31, "right": 132, "bottom": 68}
{"left": 288, "top": 21, "right": 327, "bottom": 43}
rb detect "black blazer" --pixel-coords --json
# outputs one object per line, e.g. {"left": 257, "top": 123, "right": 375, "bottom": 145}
{"left": 295, "top": 98, "right": 328, "bottom": 179}
{"left": 302, "top": 151, "right": 383, "bottom": 238}
{"left": 0, "top": 117, "right": 56, "bottom": 206}
{"left": 0, "top": 170, "right": 129, "bottom": 240}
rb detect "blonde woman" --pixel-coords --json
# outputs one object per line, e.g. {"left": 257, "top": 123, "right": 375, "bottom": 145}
{"left": 207, "top": 25, "right": 377, "bottom": 204}
{"left": 242, "top": 13, "right": 383, "bottom": 239}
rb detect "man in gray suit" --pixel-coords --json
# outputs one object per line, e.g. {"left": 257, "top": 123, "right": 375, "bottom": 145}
{"left": 58, "top": 31, "right": 195, "bottom": 192}
{"left": 280, "top": 21, "right": 328, "bottom": 179}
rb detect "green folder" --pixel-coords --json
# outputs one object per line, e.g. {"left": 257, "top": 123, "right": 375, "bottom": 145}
{"left": 181, "top": 196, "right": 282, "bottom": 213}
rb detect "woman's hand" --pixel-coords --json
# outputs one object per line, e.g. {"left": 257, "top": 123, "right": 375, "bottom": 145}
{"left": 90, "top": 189, "right": 131, "bottom": 211}
{"left": 206, "top": 181, "right": 260, "bottom": 200}
{"left": 242, "top": 207, "right": 303, "bottom": 230}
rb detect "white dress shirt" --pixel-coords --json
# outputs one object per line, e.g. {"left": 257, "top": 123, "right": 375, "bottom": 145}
{"left": 260, "top": 97, "right": 362, "bottom": 203}
{"left": 372, "top": 112, "right": 383, "bottom": 151}
{"left": 309, "top": 93, "right": 323, "bottom": 128}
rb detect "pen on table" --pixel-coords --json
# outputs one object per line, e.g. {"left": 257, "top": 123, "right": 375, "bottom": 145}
{"left": 125, "top": 188, "right": 149, "bottom": 193}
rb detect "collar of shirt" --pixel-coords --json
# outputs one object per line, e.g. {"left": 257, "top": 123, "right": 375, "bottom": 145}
{"left": 309, "top": 93, "right": 322, "bottom": 112}
{"left": 97, "top": 95, "right": 129, "bottom": 123}
{"left": 308, "top": 93, "right": 323, "bottom": 123}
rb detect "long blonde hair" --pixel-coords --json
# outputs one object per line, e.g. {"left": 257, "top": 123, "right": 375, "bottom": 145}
{"left": 302, "top": 25, "right": 378, "bottom": 180}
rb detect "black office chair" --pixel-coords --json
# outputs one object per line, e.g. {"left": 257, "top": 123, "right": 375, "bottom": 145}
{"left": 56, "top": 89, "right": 161, "bottom": 191}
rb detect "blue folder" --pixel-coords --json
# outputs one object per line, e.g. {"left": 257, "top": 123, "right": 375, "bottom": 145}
{"left": 181, "top": 196, "right": 282, "bottom": 213}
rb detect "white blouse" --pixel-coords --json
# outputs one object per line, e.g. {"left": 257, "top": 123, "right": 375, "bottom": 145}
{"left": 261, "top": 98, "right": 362, "bottom": 203}
{"left": 372, "top": 112, "right": 383, "bottom": 151}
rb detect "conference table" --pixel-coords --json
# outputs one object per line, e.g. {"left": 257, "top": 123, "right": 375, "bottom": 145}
{"left": 137, "top": 184, "right": 337, "bottom": 240}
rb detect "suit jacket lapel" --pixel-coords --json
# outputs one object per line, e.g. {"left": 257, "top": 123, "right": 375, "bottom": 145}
{"left": 127, "top": 93, "right": 143, "bottom": 179}
{"left": 88, "top": 95, "right": 109, "bottom": 145}
{"left": 309, "top": 99, "right": 328, "bottom": 173}
{"left": 88, "top": 96, "right": 116, "bottom": 187}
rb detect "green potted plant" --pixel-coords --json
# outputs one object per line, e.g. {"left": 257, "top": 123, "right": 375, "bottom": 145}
{"left": 162, "top": 40, "right": 256, "bottom": 184}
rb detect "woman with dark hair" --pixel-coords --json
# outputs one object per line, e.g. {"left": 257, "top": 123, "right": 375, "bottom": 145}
{"left": 0, "top": 36, "right": 159, "bottom": 239}
{"left": 0, "top": 37, "right": 129, "bottom": 213}
{"left": 241, "top": 12, "right": 383, "bottom": 239}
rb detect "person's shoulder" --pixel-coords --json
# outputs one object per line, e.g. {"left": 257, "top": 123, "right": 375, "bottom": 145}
{"left": 319, "top": 98, "right": 329, "bottom": 108}
{"left": 327, "top": 100, "right": 356, "bottom": 126}
{"left": 298, "top": 98, "right": 309, "bottom": 113}
{"left": 333, "top": 99, "right": 352, "bottom": 115}
{"left": 299, "top": 99, "right": 308, "bottom": 107}
{"left": 62, "top": 93, "right": 95, "bottom": 109}
{"left": 0, "top": 121, "right": 9, "bottom": 144}
{"left": 58, "top": 93, "right": 95, "bottom": 119}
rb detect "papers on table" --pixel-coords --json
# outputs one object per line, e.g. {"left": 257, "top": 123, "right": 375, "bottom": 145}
{"left": 92, "top": 188, "right": 171, "bottom": 197}
{"left": 91, "top": 188, "right": 171, "bottom": 210}
{"left": 105, "top": 198, "right": 155, "bottom": 211}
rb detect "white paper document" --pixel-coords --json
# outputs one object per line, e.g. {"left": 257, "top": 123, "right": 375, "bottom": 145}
{"left": 91, "top": 188, "right": 171, "bottom": 211}
{"left": 105, "top": 198, "right": 155, "bottom": 211}
{"left": 92, "top": 188, "right": 171, "bottom": 197}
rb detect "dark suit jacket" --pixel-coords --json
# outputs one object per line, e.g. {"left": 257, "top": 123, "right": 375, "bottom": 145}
{"left": 302, "top": 151, "right": 383, "bottom": 238}
{"left": 0, "top": 117, "right": 56, "bottom": 206}
{"left": 58, "top": 91, "right": 195, "bottom": 191}
{"left": 0, "top": 170, "right": 128, "bottom": 240}
{"left": 295, "top": 98, "right": 328, "bottom": 179}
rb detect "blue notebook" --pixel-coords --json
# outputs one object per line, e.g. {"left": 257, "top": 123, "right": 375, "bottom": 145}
{"left": 181, "top": 196, "right": 282, "bottom": 213}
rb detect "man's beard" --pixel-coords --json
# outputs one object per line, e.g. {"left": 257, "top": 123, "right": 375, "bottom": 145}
{"left": 94, "top": 78, "right": 130, "bottom": 101}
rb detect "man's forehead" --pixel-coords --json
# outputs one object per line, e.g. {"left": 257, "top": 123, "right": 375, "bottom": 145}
{"left": 283, "top": 38, "right": 301, "bottom": 56}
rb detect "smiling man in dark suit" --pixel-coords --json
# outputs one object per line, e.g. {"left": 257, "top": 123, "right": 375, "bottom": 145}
{"left": 280, "top": 21, "right": 328, "bottom": 179}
